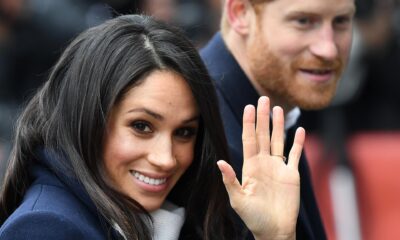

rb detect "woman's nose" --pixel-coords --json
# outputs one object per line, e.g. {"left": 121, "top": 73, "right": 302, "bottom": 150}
{"left": 147, "top": 137, "right": 177, "bottom": 171}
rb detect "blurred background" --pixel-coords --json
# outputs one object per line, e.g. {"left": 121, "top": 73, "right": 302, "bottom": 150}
{"left": 0, "top": 0, "right": 399, "bottom": 239}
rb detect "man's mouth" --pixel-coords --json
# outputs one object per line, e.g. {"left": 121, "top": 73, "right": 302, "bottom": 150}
{"left": 300, "top": 69, "right": 333, "bottom": 75}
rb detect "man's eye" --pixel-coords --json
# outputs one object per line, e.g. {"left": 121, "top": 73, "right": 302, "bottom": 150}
{"left": 296, "top": 17, "right": 312, "bottom": 25}
{"left": 334, "top": 16, "right": 352, "bottom": 29}
{"left": 290, "top": 16, "right": 319, "bottom": 30}
{"left": 175, "top": 127, "right": 197, "bottom": 139}
{"left": 131, "top": 121, "right": 152, "bottom": 133}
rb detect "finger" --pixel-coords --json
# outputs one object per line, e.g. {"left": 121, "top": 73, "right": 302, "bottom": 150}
{"left": 217, "top": 160, "right": 242, "bottom": 206}
{"left": 256, "top": 96, "right": 270, "bottom": 154}
{"left": 270, "top": 106, "right": 285, "bottom": 156}
{"left": 242, "top": 105, "right": 257, "bottom": 159}
{"left": 287, "top": 127, "right": 306, "bottom": 169}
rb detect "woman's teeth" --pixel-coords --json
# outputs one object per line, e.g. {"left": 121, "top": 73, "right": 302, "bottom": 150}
{"left": 131, "top": 171, "right": 167, "bottom": 186}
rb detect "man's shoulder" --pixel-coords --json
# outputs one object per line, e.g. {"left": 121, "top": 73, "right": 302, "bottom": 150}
{"left": 200, "top": 32, "right": 232, "bottom": 77}
{"left": 199, "top": 32, "right": 218, "bottom": 60}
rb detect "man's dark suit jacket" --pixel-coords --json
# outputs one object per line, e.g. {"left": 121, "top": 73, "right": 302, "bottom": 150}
{"left": 200, "top": 33, "right": 326, "bottom": 240}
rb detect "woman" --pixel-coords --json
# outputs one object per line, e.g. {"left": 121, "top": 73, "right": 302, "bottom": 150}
{"left": 0, "top": 15, "right": 304, "bottom": 240}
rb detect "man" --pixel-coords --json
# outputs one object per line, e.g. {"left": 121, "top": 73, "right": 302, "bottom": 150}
{"left": 200, "top": 0, "right": 356, "bottom": 239}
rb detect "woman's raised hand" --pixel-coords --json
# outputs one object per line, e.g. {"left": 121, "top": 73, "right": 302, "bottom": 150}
{"left": 217, "top": 96, "right": 305, "bottom": 240}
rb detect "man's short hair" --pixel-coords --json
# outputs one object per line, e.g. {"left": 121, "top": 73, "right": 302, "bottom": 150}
{"left": 220, "top": 0, "right": 274, "bottom": 35}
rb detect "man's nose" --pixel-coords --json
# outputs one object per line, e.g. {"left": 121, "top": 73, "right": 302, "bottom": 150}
{"left": 309, "top": 25, "right": 339, "bottom": 61}
{"left": 147, "top": 137, "right": 177, "bottom": 170}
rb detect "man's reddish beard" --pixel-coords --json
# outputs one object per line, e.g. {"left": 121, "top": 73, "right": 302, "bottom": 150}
{"left": 249, "top": 46, "right": 344, "bottom": 110}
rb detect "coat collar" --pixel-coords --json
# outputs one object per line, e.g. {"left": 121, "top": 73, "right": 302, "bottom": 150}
{"left": 33, "top": 148, "right": 98, "bottom": 215}
{"left": 33, "top": 148, "right": 121, "bottom": 238}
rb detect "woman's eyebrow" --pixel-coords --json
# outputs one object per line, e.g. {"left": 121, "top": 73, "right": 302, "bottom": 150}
{"left": 127, "top": 108, "right": 164, "bottom": 120}
{"left": 182, "top": 116, "right": 200, "bottom": 124}
{"left": 127, "top": 108, "right": 199, "bottom": 124}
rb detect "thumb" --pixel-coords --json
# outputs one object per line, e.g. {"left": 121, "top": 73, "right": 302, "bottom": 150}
{"left": 217, "top": 160, "right": 243, "bottom": 207}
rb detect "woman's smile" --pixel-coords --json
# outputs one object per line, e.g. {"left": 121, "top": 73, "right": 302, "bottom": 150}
{"left": 131, "top": 170, "right": 167, "bottom": 186}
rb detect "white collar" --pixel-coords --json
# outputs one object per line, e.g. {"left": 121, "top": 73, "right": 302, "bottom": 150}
{"left": 284, "top": 107, "right": 301, "bottom": 131}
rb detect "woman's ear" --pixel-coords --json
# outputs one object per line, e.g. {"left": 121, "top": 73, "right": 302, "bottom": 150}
{"left": 225, "top": 0, "right": 254, "bottom": 35}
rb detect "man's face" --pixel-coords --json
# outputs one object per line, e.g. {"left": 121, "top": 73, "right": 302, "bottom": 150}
{"left": 246, "top": 0, "right": 355, "bottom": 110}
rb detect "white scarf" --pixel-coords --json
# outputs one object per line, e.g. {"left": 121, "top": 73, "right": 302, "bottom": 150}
{"left": 113, "top": 201, "right": 185, "bottom": 240}
{"left": 150, "top": 201, "right": 185, "bottom": 240}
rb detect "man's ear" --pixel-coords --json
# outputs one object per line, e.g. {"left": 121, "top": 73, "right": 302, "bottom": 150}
{"left": 225, "top": 0, "right": 253, "bottom": 35}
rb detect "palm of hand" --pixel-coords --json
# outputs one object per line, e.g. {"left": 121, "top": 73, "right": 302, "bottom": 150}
{"left": 239, "top": 153, "right": 300, "bottom": 239}
{"left": 217, "top": 97, "right": 305, "bottom": 240}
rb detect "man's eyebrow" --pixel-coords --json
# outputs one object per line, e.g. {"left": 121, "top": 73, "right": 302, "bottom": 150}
{"left": 347, "top": 7, "right": 356, "bottom": 16}
{"left": 285, "top": 5, "right": 356, "bottom": 17}
{"left": 127, "top": 108, "right": 163, "bottom": 120}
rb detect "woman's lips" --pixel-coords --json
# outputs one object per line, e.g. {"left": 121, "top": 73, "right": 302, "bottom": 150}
{"left": 130, "top": 170, "right": 169, "bottom": 192}
{"left": 132, "top": 171, "right": 167, "bottom": 185}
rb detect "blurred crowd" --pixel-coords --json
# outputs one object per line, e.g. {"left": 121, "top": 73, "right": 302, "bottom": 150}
{"left": 1, "top": 0, "right": 400, "bottom": 239}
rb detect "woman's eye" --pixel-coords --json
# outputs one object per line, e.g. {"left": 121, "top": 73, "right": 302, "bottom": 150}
{"left": 175, "top": 127, "right": 197, "bottom": 139}
{"left": 131, "top": 121, "right": 152, "bottom": 133}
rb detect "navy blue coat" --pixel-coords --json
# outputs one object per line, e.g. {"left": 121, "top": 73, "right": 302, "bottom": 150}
{"left": 200, "top": 33, "right": 327, "bottom": 240}
{"left": 0, "top": 150, "right": 113, "bottom": 240}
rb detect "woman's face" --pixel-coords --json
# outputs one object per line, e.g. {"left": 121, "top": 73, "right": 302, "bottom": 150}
{"left": 103, "top": 70, "right": 199, "bottom": 211}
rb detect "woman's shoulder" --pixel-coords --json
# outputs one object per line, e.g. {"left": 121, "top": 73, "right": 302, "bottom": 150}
{"left": 0, "top": 183, "right": 106, "bottom": 240}
{"left": 0, "top": 205, "right": 86, "bottom": 239}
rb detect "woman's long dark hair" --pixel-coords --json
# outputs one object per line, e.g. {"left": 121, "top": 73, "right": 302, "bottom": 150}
{"left": 0, "top": 15, "right": 236, "bottom": 239}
